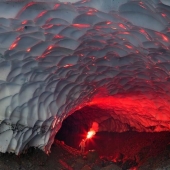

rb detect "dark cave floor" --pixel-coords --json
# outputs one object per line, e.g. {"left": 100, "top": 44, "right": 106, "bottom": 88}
{"left": 56, "top": 131, "right": 170, "bottom": 169}
{"left": 1, "top": 131, "right": 170, "bottom": 170}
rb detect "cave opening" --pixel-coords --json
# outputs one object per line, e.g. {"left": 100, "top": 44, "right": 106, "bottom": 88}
{"left": 56, "top": 104, "right": 170, "bottom": 168}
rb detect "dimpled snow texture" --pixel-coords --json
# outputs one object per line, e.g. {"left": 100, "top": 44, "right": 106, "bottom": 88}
{"left": 0, "top": 0, "right": 170, "bottom": 154}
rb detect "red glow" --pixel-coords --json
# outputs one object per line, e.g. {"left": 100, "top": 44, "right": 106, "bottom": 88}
{"left": 9, "top": 42, "right": 18, "bottom": 50}
{"left": 16, "top": 27, "right": 24, "bottom": 32}
{"left": 72, "top": 24, "right": 91, "bottom": 28}
{"left": 16, "top": 2, "right": 36, "bottom": 18}
{"left": 63, "top": 64, "right": 73, "bottom": 68}
{"left": 9, "top": 37, "right": 21, "bottom": 50}
{"left": 156, "top": 32, "right": 169, "bottom": 42}
{"left": 139, "top": 4, "right": 146, "bottom": 9}
{"left": 10, "top": 43, "right": 17, "bottom": 50}
{"left": 139, "top": 29, "right": 151, "bottom": 40}
{"left": 161, "top": 13, "right": 166, "bottom": 17}
{"left": 87, "top": 130, "right": 95, "bottom": 139}
{"left": 54, "top": 4, "right": 60, "bottom": 9}
{"left": 125, "top": 45, "right": 133, "bottom": 49}
{"left": 89, "top": 93, "right": 170, "bottom": 124}
{"left": 42, "top": 24, "right": 53, "bottom": 29}
{"left": 87, "top": 12, "right": 93, "bottom": 15}
{"left": 35, "top": 11, "right": 47, "bottom": 21}
{"left": 27, "top": 48, "right": 31, "bottom": 52}
{"left": 22, "top": 20, "right": 28, "bottom": 25}
{"left": 54, "top": 34, "right": 64, "bottom": 39}
{"left": 48, "top": 45, "right": 53, "bottom": 50}
{"left": 81, "top": 0, "right": 89, "bottom": 3}
{"left": 90, "top": 9, "right": 98, "bottom": 12}
{"left": 122, "top": 32, "right": 130, "bottom": 35}
{"left": 119, "top": 24, "right": 126, "bottom": 30}
{"left": 106, "top": 21, "right": 112, "bottom": 25}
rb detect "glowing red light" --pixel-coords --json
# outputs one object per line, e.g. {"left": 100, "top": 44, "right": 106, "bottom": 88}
{"left": 139, "top": 4, "right": 146, "bottom": 9}
{"left": 122, "top": 32, "right": 130, "bottom": 35}
{"left": 156, "top": 32, "right": 169, "bottom": 42}
{"left": 81, "top": 0, "right": 87, "bottom": 3}
{"left": 72, "top": 24, "right": 91, "bottom": 28}
{"left": 9, "top": 42, "right": 17, "bottom": 50}
{"left": 54, "top": 34, "right": 64, "bottom": 39}
{"left": 125, "top": 45, "right": 133, "bottom": 49}
{"left": 35, "top": 11, "right": 47, "bottom": 21}
{"left": 87, "top": 130, "right": 95, "bottom": 139}
{"left": 48, "top": 45, "right": 53, "bottom": 50}
{"left": 119, "top": 24, "right": 126, "bottom": 30}
{"left": 54, "top": 4, "right": 60, "bottom": 9}
{"left": 106, "top": 21, "right": 112, "bottom": 25}
{"left": 22, "top": 20, "right": 27, "bottom": 25}
{"left": 63, "top": 64, "right": 73, "bottom": 68}
{"left": 161, "top": 13, "right": 166, "bottom": 17}
{"left": 42, "top": 24, "right": 53, "bottom": 29}
{"left": 162, "top": 35, "right": 168, "bottom": 42}
{"left": 87, "top": 12, "right": 93, "bottom": 15}
{"left": 27, "top": 48, "right": 31, "bottom": 52}
{"left": 139, "top": 29, "right": 151, "bottom": 40}
{"left": 16, "top": 2, "right": 36, "bottom": 18}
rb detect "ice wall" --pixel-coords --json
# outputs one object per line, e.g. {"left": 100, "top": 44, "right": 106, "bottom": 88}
{"left": 0, "top": 0, "right": 170, "bottom": 154}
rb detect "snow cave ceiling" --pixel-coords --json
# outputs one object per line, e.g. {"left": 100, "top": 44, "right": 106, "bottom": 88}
{"left": 0, "top": 0, "right": 170, "bottom": 154}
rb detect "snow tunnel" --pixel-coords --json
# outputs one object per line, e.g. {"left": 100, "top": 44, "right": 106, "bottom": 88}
{"left": 0, "top": 0, "right": 170, "bottom": 160}
{"left": 55, "top": 96, "right": 170, "bottom": 163}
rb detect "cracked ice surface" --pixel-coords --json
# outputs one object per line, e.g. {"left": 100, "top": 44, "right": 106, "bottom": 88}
{"left": 0, "top": 0, "right": 170, "bottom": 154}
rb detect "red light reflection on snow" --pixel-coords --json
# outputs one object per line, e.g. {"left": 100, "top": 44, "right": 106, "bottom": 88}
{"left": 22, "top": 20, "right": 28, "bottom": 25}
{"left": 156, "top": 32, "right": 169, "bottom": 42}
{"left": 16, "top": 2, "right": 36, "bottom": 18}
{"left": 9, "top": 43, "right": 17, "bottom": 50}
{"left": 63, "top": 64, "right": 73, "bottom": 68}
{"left": 161, "top": 13, "right": 166, "bottom": 17}
{"left": 107, "top": 21, "right": 112, "bottom": 25}
{"left": 35, "top": 11, "right": 47, "bottom": 21}
{"left": 9, "top": 37, "right": 20, "bottom": 50}
{"left": 89, "top": 93, "right": 170, "bottom": 125}
{"left": 139, "top": 29, "right": 151, "bottom": 40}
{"left": 119, "top": 24, "right": 126, "bottom": 30}
{"left": 27, "top": 48, "right": 31, "bottom": 52}
{"left": 87, "top": 12, "right": 93, "bottom": 15}
{"left": 54, "top": 4, "right": 60, "bottom": 9}
{"left": 42, "top": 24, "right": 53, "bottom": 29}
{"left": 72, "top": 24, "right": 91, "bottom": 28}
{"left": 122, "top": 32, "right": 130, "bottom": 35}
{"left": 48, "top": 45, "right": 53, "bottom": 50}
{"left": 125, "top": 45, "right": 133, "bottom": 49}
{"left": 16, "top": 27, "right": 24, "bottom": 32}
{"left": 54, "top": 34, "right": 64, "bottom": 39}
